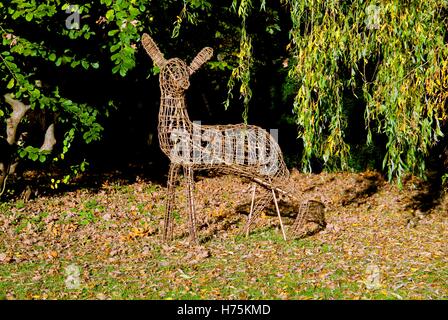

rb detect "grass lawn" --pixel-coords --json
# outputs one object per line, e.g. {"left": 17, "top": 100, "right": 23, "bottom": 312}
{"left": 0, "top": 171, "right": 447, "bottom": 299}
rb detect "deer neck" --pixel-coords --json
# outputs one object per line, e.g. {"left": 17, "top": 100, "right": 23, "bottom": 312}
{"left": 158, "top": 93, "right": 192, "bottom": 157}
{"left": 159, "top": 93, "right": 192, "bottom": 127}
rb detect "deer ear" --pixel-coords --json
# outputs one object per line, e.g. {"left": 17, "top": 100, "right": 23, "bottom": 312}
{"left": 141, "top": 33, "right": 166, "bottom": 68}
{"left": 189, "top": 47, "right": 213, "bottom": 74}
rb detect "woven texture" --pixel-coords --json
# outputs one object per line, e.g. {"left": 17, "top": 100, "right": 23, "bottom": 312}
{"left": 291, "top": 200, "right": 326, "bottom": 239}
{"left": 142, "top": 33, "right": 321, "bottom": 242}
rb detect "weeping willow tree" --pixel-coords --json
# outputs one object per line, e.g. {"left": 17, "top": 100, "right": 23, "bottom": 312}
{"left": 282, "top": 0, "right": 448, "bottom": 182}
{"left": 228, "top": 0, "right": 447, "bottom": 183}
{"left": 2, "top": 0, "right": 446, "bottom": 191}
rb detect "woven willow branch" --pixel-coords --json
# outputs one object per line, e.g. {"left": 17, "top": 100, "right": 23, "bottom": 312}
{"left": 142, "top": 33, "right": 322, "bottom": 243}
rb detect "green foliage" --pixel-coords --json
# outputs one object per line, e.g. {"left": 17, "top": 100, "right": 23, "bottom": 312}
{"left": 172, "top": 0, "right": 212, "bottom": 38}
{"left": 51, "top": 160, "right": 88, "bottom": 190}
{"left": 18, "top": 146, "right": 47, "bottom": 163}
{"left": 1, "top": 0, "right": 446, "bottom": 187}
{"left": 77, "top": 198, "right": 103, "bottom": 225}
{"left": 78, "top": 209, "right": 96, "bottom": 225}
{"left": 99, "top": 0, "right": 146, "bottom": 76}
{"left": 283, "top": 0, "right": 448, "bottom": 183}
{"left": 225, "top": 0, "right": 254, "bottom": 122}
{"left": 0, "top": 2, "right": 107, "bottom": 188}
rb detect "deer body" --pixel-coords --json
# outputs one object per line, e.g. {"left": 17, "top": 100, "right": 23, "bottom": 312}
{"left": 158, "top": 95, "right": 288, "bottom": 180}
{"left": 142, "top": 34, "right": 290, "bottom": 243}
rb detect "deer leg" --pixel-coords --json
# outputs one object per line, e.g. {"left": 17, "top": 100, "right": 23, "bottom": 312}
{"left": 164, "top": 163, "right": 180, "bottom": 242}
{"left": 184, "top": 166, "right": 198, "bottom": 244}
{"left": 245, "top": 184, "right": 257, "bottom": 237}
{"left": 242, "top": 187, "right": 272, "bottom": 237}
{"left": 271, "top": 188, "right": 287, "bottom": 241}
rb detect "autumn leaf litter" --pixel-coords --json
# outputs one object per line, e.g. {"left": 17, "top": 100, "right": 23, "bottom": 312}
{"left": 0, "top": 170, "right": 446, "bottom": 299}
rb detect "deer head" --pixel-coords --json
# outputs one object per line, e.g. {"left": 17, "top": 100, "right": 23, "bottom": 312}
{"left": 141, "top": 33, "right": 213, "bottom": 95}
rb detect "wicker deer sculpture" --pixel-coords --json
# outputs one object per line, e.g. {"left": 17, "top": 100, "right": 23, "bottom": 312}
{"left": 142, "top": 33, "right": 302, "bottom": 243}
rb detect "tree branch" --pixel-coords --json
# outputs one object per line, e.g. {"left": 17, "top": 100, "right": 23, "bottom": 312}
{"left": 4, "top": 94, "right": 30, "bottom": 145}
{"left": 40, "top": 123, "right": 56, "bottom": 152}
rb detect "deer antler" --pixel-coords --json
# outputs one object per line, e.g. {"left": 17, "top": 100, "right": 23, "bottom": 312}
{"left": 141, "top": 33, "right": 167, "bottom": 68}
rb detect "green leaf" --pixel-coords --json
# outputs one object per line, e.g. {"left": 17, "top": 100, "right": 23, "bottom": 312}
{"left": 110, "top": 43, "right": 120, "bottom": 53}
{"left": 70, "top": 60, "right": 80, "bottom": 68}
{"left": 25, "top": 13, "right": 33, "bottom": 21}
{"left": 12, "top": 11, "right": 21, "bottom": 19}
{"left": 111, "top": 65, "right": 120, "bottom": 74}
{"left": 6, "top": 78, "right": 15, "bottom": 89}
{"left": 119, "top": 67, "right": 127, "bottom": 77}
{"left": 105, "top": 9, "right": 115, "bottom": 21}
{"left": 49, "top": 53, "right": 57, "bottom": 61}
{"left": 31, "top": 88, "right": 41, "bottom": 99}
{"left": 108, "top": 29, "right": 119, "bottom": 36}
